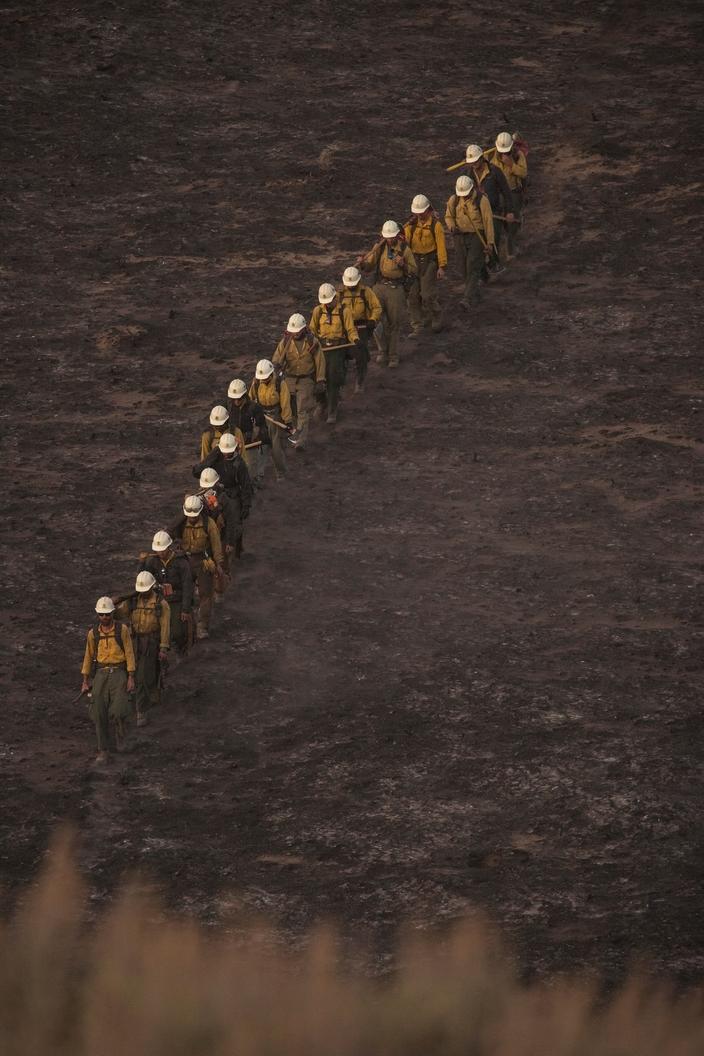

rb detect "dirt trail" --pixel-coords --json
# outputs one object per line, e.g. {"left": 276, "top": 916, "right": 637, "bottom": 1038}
{"left": 2, "top": 0, "right": 704, "bottom": 980}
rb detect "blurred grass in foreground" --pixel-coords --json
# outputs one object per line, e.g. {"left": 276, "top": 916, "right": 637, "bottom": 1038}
{"left": 2, "top": 831, "right": 703, "bottom": 1055}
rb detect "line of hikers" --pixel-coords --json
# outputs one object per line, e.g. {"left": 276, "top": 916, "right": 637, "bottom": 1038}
{"left": 79, "top": 131, "right": 529, "bottom": 763}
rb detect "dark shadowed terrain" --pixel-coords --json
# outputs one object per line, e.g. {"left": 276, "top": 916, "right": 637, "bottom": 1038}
{"left": 2, "top": 0, "right": 704, "bottom": 981}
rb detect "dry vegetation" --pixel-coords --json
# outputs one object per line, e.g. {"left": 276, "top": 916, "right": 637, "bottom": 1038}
{"left": 2, "top": 833, "right": 703, "bottom": 1056}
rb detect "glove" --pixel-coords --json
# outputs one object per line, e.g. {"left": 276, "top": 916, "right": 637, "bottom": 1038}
{"left": 367, "top": 321, "right": 376, "bottom": 333}
{"left": 242, "top": 508, "right": 250, "bottom": 520}
{"left": 314, "top": 381, "right": 326, "bottom": 397}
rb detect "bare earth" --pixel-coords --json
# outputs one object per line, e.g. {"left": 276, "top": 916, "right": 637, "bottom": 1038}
{"left": 2, "top": 0, "right": 704, "bottom": 981}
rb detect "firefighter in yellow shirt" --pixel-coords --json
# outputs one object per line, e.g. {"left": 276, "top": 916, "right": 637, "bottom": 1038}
{"left": 445, "top": 175, "right": 496, "bottom": 310}
{"left": 171, "top": 494, "right": 224, "bottom": 639}
{"left": 485, "top": 131, "right": 528, "bottom": 259}
{"left": 357, "top": 220, "right": 417, "bottom": 369}
{"left": 309, "top": 284, "right": 359, "bottom": 424}
{"left": 200, "top": 406, "right": 245, "bottom": 462}
{"left": 80, "top": 596, "right": 136, "bottom": 763}
{"left": 272, "top": 313, "right": 325, "bottom": 448}
{"left": 249, "top": 359, "right": 293, "bottom": 480}
{"left": 116, "top": 571, "right": 170, "bottom": 727}
{"left": 338, "top": 267, "right": 382, "bottom": 395}
{"left": 403, "top": 194, "right": 447, "bottom": 335}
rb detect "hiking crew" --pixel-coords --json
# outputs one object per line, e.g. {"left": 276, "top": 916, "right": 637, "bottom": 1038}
{"left": 357, "top": 220, "right": 417, "bottom": 369}
{"left": 116, "top": 571, "right": 170, "bottom": 728}
{"left": 272, "top": 313, "right": 326, "bottom": 447}
{"left": 226, "top": 378, "right": 266, "bottom": 487}
{"left": 403, "top": 195, "right": 447, "bottom": 335}
{"left": 249, "top": 359, "right": 293, "bottom": 480}
{"left": 309, "top": 284, "right": 359, "bottom": 424}
{"left": 171, "top": 494, "right": 224, "bottom": 640}
{"left": 140, "top": 531, "right": 194, "bottom": 655}
{"left": 81, "top": 596, "right": 136, "bottom": 763}
{"left": 77, "top": 126, "right": 538, "bottom": 759}
{"left": 337, "top": 267, "right": 382, "bottom": 395}
{"left": 445, "top": 175, "right": 496, "bottom": 309}
{"left": 485, "top": 131, "right": 528, "bottom": 260}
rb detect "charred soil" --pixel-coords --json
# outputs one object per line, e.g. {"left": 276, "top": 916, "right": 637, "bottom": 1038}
{"left": 2, "top": 0, "right": 704, "bottom": 982}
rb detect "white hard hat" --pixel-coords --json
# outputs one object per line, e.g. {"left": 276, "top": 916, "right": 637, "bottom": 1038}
{"left": 227, "top": 378, "right": 247, "bottom": 400}
{"left": 455, "top": 175, "right": 473, "bottom": 197}
{"left": 318, "top": 283, "right": 336, "bottom": 305}
{"left": 218, "top": 432, "right": 237, "bottom": 454}
{"left": 495, "top": 131, "right": 514, "bottom": 153}
{"left": 135, "top": 570, "right": 156, "bottom": 593}
{"left": 342, "top": 266, "right": 361, "bottom": 287}
{"left": 200, "top": 467, "right": 220, "bottom": 489}
{"left": 183, "top": 494, "right": 204, "bottom": 517}
{"left": 255, "top": 358, "right": 275, "bottom": 380}
{"left": 381, "top": 219, "right": 400, "bottom": 238}
{"left": 411, "top": 194, "right": 430, "bottom": 214}
{"left": 465, "top": 143, "right": 483, "bottom": 164}
{"left": 286, "top": 313, "right": 307, "bottom": 334}
{"left": 95, "top": 596, "right": 115, "bottom": 615}
{"left": 152, "top": 530, "right": 172, "bottom": 553}
{"left": 209, "top": 404, "right": 229, "bottom": 427}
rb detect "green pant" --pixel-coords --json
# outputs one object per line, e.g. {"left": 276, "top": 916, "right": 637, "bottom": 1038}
{"left": 286, "top": 374, "right": 315, "bottom": 445}
{"left": 455, "top": 233, "right": 485, "bottom": 306}
{"left": 408, "top": 253, "right": 441, "bottom": 329}
{"left": 168, "top": 597, "right": 189, "bottom": 654}
{"left": 352, "top": 328, "right": 370, "bottom": 384}
{"left": 322, "top": 347, "right": 347, "bottom": 415}
{"left": 134, "top": 635, "right": 159, "bottom": 715}
{"left": 373, "top": 281, "right": 406, "bottom": 365}
{"left": 89, "top": 666, "right": 130, "bottom": 751}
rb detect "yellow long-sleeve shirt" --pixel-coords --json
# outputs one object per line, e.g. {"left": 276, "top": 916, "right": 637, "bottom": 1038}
{"left": 81, "top": 621, "right": 136, "bottom": 676}
{"left": 445, "top": 193, "right": 495, "bottom": 246}
{"left": 337, "top": 284, "right": 382, "bottom": 325}
{"left": 402, "top": 216, "right": 448, "bottom": 268}
{"left": 309, "top": 301, "right": 359, "bottom": 344}
{"left": 485, "top": 148, "right": 528, "bottom": 190}
{"left": 360, "top": 241, "right": 417, "bottom": 282}
{"left": 116, "top": 594, "right": 171, "bottom": 650}
{"left": 248, "top": 376, "right": 293, "bottom": 425}
{"left": 272, "top": 335, "right": 326, "bottom": 382}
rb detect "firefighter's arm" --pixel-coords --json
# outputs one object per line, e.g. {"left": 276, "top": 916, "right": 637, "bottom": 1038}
{"left": 480, "top": 196, "right": 496, "bottom": 247}
{"left": 81, "top": 631, "right": 95, "bottom": 679}
{"left": 208, "top": 517, "right": 224, "bottom": 566}
{"left": 308, "top": 305, "right": 322, "bottom": 337}
{"left": 434, "top": 221, "right": 448, "bottom": 269}
{"left": 159, "top": 600, "right": 171, "bottom": 651}
{"left": 312, "top": 339, "right": 326, "bottom": 383}
{"left": 444, "top": 198, "right": 456, "bottom": 233}
{"left": 366, "top": 286, "right": 383, "bottom": 323}
{"left": 121, "top": 625, "right": 137, "bottom": 674}
{"left": 279, "top": 381, "right": 293, "bottom": 425}
{"left": 403, "top": 247, "right": 418, "bottom": 278}
{"left": 342, "top": 304, "right": 359, "bottom": 344}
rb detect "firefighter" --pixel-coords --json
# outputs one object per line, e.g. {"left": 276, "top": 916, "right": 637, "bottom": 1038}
{"left": 445, "top": 175, "right": 496, "bottom": 309}
{"left": 140, "top": 531, "right": 194, "bottom": 656}
{"left": 199, "top": 466, "right": 242, "bottom": 596}
{"left": 116, "top": 571, "right": 170, "bottom": 727}
{"left": 403, "top": 194, "right": 447, "bottom": 335}
{"left": 485, "top": 131, "right": 528, "bottom": 260}
{"left": 80, "top": 596, "right": 135, "bottom": 763}
{"left": 309, "top": 284, "right": 359, "bottom": 424}
{"left": 199, "top": 405, "right": 231, "bottom": 461}
{"left": 272, "top": 313, "right": 325, "bottom": 448}
{"left": 357, "top": 220, "right": 417, "bottom": 369}
{"left": 248, "top": 359, "right": 293, "bottom": 480}
{"left": 171, "top": 494, "right": 224, "bottom": 640}
{"left": 337, "top": 267, "right": 382, "bottom": 394}
{"left": 226, "top": 378, "right": 266, "bottom": 487}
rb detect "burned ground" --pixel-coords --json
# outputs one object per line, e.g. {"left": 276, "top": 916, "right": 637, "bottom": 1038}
{"left": 2, "top": 0, "right": 704, "bottom": 981}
